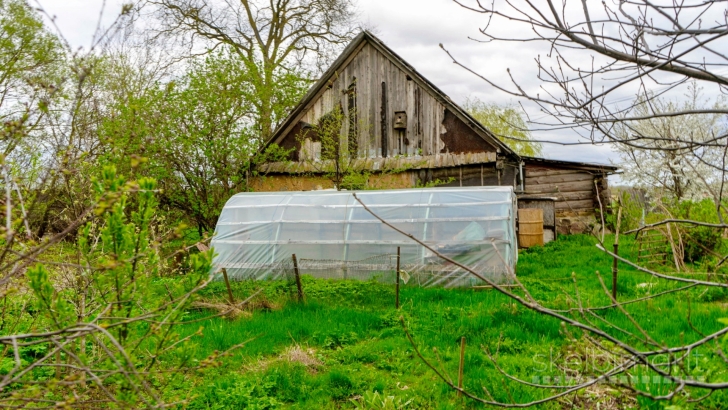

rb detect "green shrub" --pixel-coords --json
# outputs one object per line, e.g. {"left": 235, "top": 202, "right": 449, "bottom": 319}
{"left": 606, "top": 189, "right": 646, "bottom": 233}
{"left": 340, "top": 171, "right": 370, "bottom": 190}
{"left": 683, "top": 226, "right": 722, "bottom": 262}
{"left": 677, "top": 199, "right": 725, "bottom": 262}
{"left": 188, "top": 374, "right": 282, "bottom": 409}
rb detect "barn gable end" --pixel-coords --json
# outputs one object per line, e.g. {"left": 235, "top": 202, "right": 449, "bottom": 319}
{"left": 270, "top": 32, "right": 508, "bottom": 161}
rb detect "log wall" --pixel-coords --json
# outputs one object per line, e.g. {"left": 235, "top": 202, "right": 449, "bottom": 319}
{"left": 523, "top": 164, "right": 609, "bottom": 234}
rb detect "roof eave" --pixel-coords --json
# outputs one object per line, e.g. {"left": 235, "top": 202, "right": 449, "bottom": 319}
{"left": 521, "top": 155, "right": 620, "bottom": 174}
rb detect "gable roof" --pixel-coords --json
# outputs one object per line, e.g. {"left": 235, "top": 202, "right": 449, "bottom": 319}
{"left": 267, "top": 31, "right": 518, "bottom": 158}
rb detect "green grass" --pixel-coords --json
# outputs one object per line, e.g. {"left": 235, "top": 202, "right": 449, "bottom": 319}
{"left": 168, "top": 235, "right": 728, "bottom": 409}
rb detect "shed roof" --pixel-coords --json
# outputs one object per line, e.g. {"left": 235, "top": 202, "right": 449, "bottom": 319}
{"left": 522, "top": 156, "right": 619, "bottom": 174}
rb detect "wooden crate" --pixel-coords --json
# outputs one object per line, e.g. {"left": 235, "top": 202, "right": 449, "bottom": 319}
{"left": 518, "top": 208, "right": 544, "bottom": 248}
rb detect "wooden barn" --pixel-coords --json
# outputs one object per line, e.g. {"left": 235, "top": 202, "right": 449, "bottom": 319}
{"left": 256, "top": 31, "right": 618, "bottom": 235}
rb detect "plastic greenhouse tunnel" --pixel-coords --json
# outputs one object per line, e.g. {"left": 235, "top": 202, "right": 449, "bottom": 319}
{"left": 210, "top": 186, "right": 517, "bottom": 288}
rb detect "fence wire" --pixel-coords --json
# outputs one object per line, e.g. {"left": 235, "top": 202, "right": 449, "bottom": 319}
{"left": 224, "top": 253, "right": 512, "bottom": 288}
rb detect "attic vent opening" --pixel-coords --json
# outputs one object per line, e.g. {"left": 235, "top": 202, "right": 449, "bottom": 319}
{"left": 394, "top": 111, "right": 407, "bottom": 130}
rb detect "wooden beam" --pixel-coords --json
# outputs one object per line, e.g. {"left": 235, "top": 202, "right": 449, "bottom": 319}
{"left": 526, "top": 173, "right": 594, "bottom": 185}
{"left": 525, "top": 169, "right": 597, "bottom": 177}
{"left": 549, "top": 191, "right": 597, "bottom": 201}
{"left": 381, "top": 81, "right": 388, "bottom": 157}
{"left": 555, "top": 199, "right": 595, "bottom": 210}
{"left": 523, "top": 179, "right": 595, "bottom": 194}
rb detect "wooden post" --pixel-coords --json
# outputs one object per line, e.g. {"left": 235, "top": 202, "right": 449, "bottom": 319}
{"left": 201, "top": 243, "right": 235, "bottom": 304}
{"left": 292, "top": 254, "right": 304, "bottom": 302}
{"left": 380, "top": 82, "right": 388, "bottom": 157}
{"left": 612, "top": 244, "right": 619, "bottom": 300}
{"left": 55, "top": 348, "right": 61, "bottom": 379}
{"left": 458, "top": 336, "right": 466, "bottom": 397}
{"left": 395, "top": 247, "right": 401, "bottom": 309}
{"left": 612, "top": 206, "right": 622, "bottom": 301}
{"left": 221, "top": 268, "right": 235, "bottom": 305}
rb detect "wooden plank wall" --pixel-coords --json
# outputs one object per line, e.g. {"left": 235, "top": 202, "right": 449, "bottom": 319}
{"left": 297, "top": 43, "right": 451, "bottom": 158}
{"left": 523, "top": 165, "right": 601, "bottom": 217}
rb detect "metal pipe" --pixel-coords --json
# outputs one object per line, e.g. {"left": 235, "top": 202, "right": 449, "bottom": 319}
{"left": 518, "top": 161, "right": 524, "bottom": 191}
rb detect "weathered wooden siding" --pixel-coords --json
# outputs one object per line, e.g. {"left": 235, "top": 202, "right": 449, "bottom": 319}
{"left": 278, "top": 43, "right": 494, "bottom": 159}
{"left": 523, "top": 164, "right": 610, "bottom": 234}
{"left": 427, "top": 163, "right": 518, "bottom": 188}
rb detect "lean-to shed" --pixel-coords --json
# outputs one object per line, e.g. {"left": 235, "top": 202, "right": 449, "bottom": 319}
{"left": 211, "top": 186, "right": 517, "bottom": 287}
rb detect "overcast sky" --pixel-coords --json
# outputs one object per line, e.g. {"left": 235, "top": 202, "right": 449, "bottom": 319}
{"left": 40, "top": 0, "right": 619, "bottom": 167}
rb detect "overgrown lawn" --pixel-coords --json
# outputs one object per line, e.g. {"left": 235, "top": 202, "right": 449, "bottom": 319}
{"left": 170, "top": 235, "right": 728, "bottom": 409}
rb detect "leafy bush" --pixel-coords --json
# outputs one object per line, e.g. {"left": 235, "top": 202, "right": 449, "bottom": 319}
{"left": 609, "top": 193, "right": 727, "bottom": 264}
{"left": 340, "top": 171, "right": 370, "bottom": 190}
{"left": 2, "top": 167, "right": 218, "bottom": 407}
{"left": 188, "top": 374, "right": 282, "bottom": 410}
{"left": 683, "top": 226, "right": 722, "bottom": 262}
{"left": 606, "top": 189, "right": 647, "bottom": 233}
{"left": 676, "top": 199, "right": 725, "bottom": 262}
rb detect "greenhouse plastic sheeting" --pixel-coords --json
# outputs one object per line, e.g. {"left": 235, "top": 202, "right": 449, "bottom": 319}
{"left": 211, "top": 186, "right": 517, "bottom": 288}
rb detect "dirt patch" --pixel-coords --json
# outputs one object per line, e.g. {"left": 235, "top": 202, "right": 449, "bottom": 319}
{"left": 281, "top": 345, "right": 323, "bottom": 369}
{"left": 558, "top": 383, "right": 636, "bottom": 409}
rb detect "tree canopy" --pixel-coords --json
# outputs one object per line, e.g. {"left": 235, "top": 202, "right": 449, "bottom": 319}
{"left": 462, "top": 97, "right": 542, "bottom": 156}
{"left": 615, "top": 83, "right": 728, "bottom": 201}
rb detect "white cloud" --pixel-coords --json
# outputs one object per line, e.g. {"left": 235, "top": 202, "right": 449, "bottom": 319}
{"left": 357, "top": 0, "right": 620, "bottom": 165}
{"left": 40, "top": 0, "right": 621, "bottom": 167}
{"left": 38, "top": 0, "right": 128, "bottom": 51}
